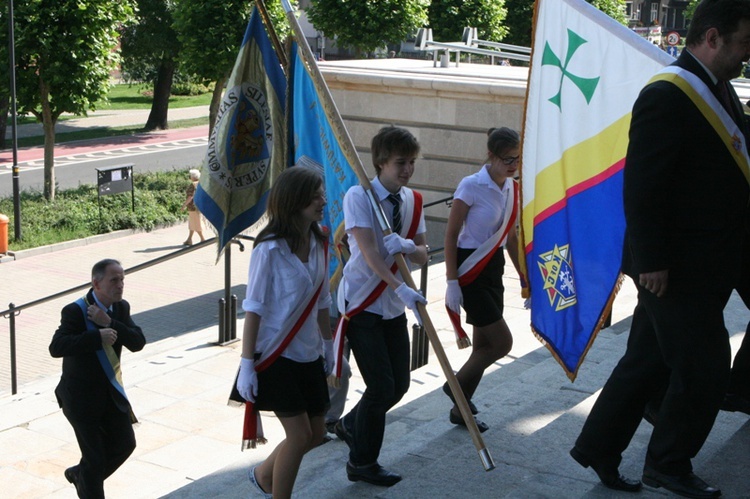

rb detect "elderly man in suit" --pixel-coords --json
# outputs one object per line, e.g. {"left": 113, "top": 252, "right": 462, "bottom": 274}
{"left": 50, "top": 258, "right": 146, "bottom": 498}
{"left": 570, "top": 1, "right": 750, "bottom": 498}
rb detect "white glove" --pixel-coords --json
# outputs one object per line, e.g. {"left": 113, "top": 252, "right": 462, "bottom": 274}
{"left": 445, "top": 279, "right": 462, "bottom": 313}
{"left": 237, "top": 357, "right": 258, "bottom": 403}
{"left": 395, "top": 282, "right": 427, "bottom": 326}
{"left": 323, "top": 338, "right": 335, "bottom": 376}
{"left": 523, "top": 297, "right": 531, "bottom": 310}
{"left": 384, "top": 233, "right": 417, "bottom": 255}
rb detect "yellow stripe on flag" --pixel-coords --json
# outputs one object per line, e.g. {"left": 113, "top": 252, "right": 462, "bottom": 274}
{"left": 522, "top": 113, "right": 632, "bottom": 246}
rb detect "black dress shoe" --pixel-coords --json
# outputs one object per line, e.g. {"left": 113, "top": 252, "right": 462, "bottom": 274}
{"left": 442, "top": 382, "right": 478, "bottom": 414}
{"left": 449, "top": 409, "right": 489, "bottom": 432}
{"left": 642, "top": 469, "right": 721, "bottom": 498}
{"left": 569, "top": 447, "right": 642, "bottom": 492}
{"left": 333, "top": 419, "right": 353, "bottom": 448}
{"left": 721, "top": 392, "right": 750, "bottom": 416}
{"left": 346, "top": 462, "right": 402, "bottom": 486}
{"left": 64, "top": 466, "right": 81, "bottom": 495}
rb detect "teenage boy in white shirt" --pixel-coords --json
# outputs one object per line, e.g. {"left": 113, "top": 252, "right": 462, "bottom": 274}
{"left": 334, "top": 126, "right": 428, "bottom": 486}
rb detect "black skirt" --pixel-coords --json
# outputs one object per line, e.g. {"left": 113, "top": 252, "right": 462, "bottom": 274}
{"left": 457, "top": 247, "right": 505, "bottom": 327}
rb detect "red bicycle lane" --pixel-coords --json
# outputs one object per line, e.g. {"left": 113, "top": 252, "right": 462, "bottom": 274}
{"left": 0, "top": 125, "right": 209, "bottom": 167}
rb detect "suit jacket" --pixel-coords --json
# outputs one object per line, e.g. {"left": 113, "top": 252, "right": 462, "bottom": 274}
{"left": 621, "top": 50, "right": 750, "bottom": 293}
{"left": 49, "top": 288, "right": 146, "bottom": 421}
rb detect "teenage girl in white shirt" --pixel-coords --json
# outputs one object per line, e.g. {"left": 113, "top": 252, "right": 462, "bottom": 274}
{"left": 443, "top": 127, "right": 523, "bottom": 432}
{"left": 235, "top": 167, "right": 334, "bottom": 499}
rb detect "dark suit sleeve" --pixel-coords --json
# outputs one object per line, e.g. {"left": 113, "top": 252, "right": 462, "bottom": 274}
{"left": 49, "top": 303, "right": 105, "bottom": 358}
{"left": 623, "top": 82, "right": 685, "bottom": 274}
{"left": 110, "top": 300, "right": 146, "bottom": 352}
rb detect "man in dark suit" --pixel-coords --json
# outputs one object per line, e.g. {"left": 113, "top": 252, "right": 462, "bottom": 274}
{"left": 50, "top": 258, "right": 146, "bottom": 498}
{"left": 570, "top": 1, "right": 750, "bottom": 497}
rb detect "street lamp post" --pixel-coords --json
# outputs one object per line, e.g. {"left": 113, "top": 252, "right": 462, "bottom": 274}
{"left": 7, "top": 0, "right": 21, "bottom": 241}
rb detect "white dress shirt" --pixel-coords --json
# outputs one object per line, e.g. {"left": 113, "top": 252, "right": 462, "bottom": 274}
{"left": 242, "top": 233, "right": 332, "bottom": 362}
{"left": 455, "top": 165, "right": 512, "bottom": 249}
{"left": 341, "top": 176, "right": 426, "bottom": 319}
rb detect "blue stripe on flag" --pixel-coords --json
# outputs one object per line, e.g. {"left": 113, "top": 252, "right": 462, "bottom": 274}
{"left": 528, "top": 171, "right": 625, "bottom": 373}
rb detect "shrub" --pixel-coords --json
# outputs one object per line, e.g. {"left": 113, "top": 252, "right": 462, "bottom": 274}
{"left": 0, "top": 169, "right": 193, "bottom": 251}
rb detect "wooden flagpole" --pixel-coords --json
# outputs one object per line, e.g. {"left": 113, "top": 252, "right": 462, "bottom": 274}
{"left": 279, "top": 0, "right": 495, "bottom": 471}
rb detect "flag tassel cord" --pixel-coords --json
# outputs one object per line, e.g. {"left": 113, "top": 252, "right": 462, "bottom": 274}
{"left": 278, "top": 0, "right": 494, "bottom": 471}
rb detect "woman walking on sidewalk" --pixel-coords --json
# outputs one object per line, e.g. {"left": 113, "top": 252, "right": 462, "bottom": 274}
{"left": 443, "top": 127, "right": 523, "bottom": 432}
{"left": 182, "top": 169, "right": 205, "bottom": 245}
{"left": 230, "top": 167, "right": 335, "bottom": 499}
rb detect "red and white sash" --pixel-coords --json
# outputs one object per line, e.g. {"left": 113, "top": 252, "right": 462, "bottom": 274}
{"left": 331, "top": 189, "right": 423, "bottom": 380}
{"left": 446, "top": 180, "right": 518, "bottom": 344}
{"left": 241, "top": 233, "right": 329, "bottom": 449}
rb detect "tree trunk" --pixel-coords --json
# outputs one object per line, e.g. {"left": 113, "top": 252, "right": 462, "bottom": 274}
{"left": 0, "top": 94, "right": 9, "bottom": 150}
{"left": 39, "top": 80, "right": 57, "bottom": 201}
{"left": 43, "top": 119, "right": 56, "bottom": 201}
{"left": 208, "top": 75, "right": 227, "bottom": 138}
{"left": 144, "top": 58, "right": 176, "bottom": 131}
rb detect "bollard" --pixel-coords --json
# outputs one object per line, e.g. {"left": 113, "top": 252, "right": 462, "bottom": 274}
{"left": 0, "top": 213, "right": 8, "bottom": 254}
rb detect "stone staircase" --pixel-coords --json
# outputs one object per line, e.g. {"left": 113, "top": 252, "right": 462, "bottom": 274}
{"left": 160, "top": 306, "right": 750, "bottom": 498}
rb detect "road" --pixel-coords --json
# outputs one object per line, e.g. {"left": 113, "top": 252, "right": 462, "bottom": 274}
{"left": 0, "top": 125, "right": 209, "bottom": 198}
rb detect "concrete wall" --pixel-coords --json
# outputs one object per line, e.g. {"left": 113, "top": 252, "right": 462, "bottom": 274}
{"left": 319, "top": 58, "right": 529, "bottom": 251}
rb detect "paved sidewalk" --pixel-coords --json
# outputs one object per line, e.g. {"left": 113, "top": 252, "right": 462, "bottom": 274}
{"left": 0, "top": 222, "right": 748, "bottom": 498}
{"left": 6, "top": 106, "right": 209, "bottom": 140}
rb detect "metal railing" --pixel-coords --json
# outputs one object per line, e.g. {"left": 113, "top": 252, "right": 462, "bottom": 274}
{"left": 415, "top": 27, "right": 531, "bottom": 68}
{"left": 410, "top": 194, "right": 453, "bottom": 370}
{"left": 0, "top": 236, "right": 246, "bottom": 395}
{"left": 2, "top": 195, "right": 454, "bottom": 393}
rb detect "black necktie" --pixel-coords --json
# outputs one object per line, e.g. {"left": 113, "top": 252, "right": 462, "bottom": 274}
{"left": 387, "top": 193, "right": 402, "bottom": 234}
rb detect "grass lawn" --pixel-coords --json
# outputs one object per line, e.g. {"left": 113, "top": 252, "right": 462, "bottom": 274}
{"left": 100, "top": 83, "right": 214, "bottom": 110}
{"left": 7, "top": 83, "right": 212, "bottom": 126}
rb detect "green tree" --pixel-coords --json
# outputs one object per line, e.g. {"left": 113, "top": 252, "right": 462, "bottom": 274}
{"left": 684, "top": 0, "right": 699, "bottom": 21}
{"left": 588, "top": 0, "right": 627, "bottom": 25}
{"left": 307, "top": 0, "right": 428, "bottom": 56}
{"left": 428, "top": 0, "right": 507, "bottom": 43}
{"left": 120, "top": 0, "right": 182, "bottom": 131}
{"left": 504, "top": 0, "right": 534, "bottom": 48}
{"left": 12, "top": 0, "right": 136, "bottom": 200}
{"left": 0, "top": 6, "right": 11, "bottom": 150}
{"left": 173, "top": 0, "right": 253, "bottom": 136}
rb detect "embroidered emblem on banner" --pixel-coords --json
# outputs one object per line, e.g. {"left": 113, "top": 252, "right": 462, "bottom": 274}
{"left": 206, "top": 82, "right": 274, "bottom": 191}
{"left": 538, "top": 244, "right": 577, "bottom": 311}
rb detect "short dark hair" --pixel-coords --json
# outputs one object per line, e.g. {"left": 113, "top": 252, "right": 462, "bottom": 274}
{"left": 487, "top": 127, "right": 520, "bottom": 158}
{"left": 686, "top": 0, "right": 750, "bottom": 46}
{"left": 371, "top": 126, "right": 420, "bottom": 174}
{"left": 92, "top": 258, "right": 121, "bottom": 281}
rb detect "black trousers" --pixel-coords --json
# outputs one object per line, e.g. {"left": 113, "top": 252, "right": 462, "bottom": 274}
{"left": 342, "top": 311, "right": 410, "bottom": 467}
{"left": 64, "top": 397, "right": 136, "bottom": 498}
{"left": 575, "top": 282, "right": 732, "bottom": 476}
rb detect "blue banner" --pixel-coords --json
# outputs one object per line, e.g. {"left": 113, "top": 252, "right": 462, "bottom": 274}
{"left": 195, "top": 7, "right": 287, "bottom": 255}
{"left": 288, "top": 43, "right": 359, "bottom": 286}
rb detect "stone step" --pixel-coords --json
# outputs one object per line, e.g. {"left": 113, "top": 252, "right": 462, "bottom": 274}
{"left": 160, "top": 312, "right": 750, "bottom": 498}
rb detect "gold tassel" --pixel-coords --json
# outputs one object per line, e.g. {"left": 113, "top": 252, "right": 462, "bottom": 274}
{"left": 457, "top": 337, "right": 472, "bottom": 349}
